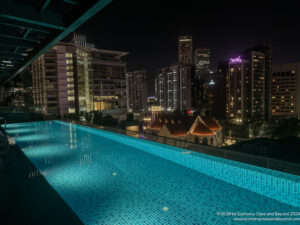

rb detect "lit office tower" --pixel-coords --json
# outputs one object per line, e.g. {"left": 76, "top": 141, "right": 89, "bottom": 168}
{"left": 32, "top": 34, "right": 128, "bottom": 116}
{"left": 208, "top": 62, "right": 228, "bottom": 119}
{"left": 192, "top": 48, "right": 211, "bottom": 111}
{"left": 251, "top": 44, "right": 272, "bottom": 120}
{"left": 245, "top": 50, "right": 266, "bottom": 119}
{"left": 226, "top": 52, "right": 266, "bottom": 122}
{"left": 126, "top": 70, "right": 148, "bottom": 112}
{"left": 178, "top": 35, "right": 193, "bottom": 65}
{"left": 226, "top": 57, "right": 250, "bottom": 121}
{"left": 156, "top": 64, "right": 192, "bottom": 111}
{"left": 194, "top": 48, "right": 210, "bottom": 77}
{"left": 76, "top": 48, "right": 128, "bottom": 113}
{"left": 271, "top": 62, "right": 300, "bottom": 119}
{"left": 32, "top": 43, "right": 77, "bottom": 115}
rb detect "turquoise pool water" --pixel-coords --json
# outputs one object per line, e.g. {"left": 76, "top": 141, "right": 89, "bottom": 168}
{"left": 4, "top": 120, "right": 300, "bottom": 224}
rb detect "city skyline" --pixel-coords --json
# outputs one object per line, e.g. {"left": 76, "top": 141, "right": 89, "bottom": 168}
{"left": 1, "top": 2, "right": 300, "bottom": 225}
{"left": 67, "top": 0, "right": 300, "bottom": 95}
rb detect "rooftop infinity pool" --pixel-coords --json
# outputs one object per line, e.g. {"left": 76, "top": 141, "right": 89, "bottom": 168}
{"left": 4, "top": 120, "right": 300, "bottom": 224}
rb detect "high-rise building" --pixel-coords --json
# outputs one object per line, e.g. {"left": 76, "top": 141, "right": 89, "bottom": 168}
{"left": 32, "top": 35, "right": 128, "bottom": 116}
{"left": 194, "top": 48, "right": 210, "bottom": 77}
{"left": 192, "top": 48, "right": 211, "bottom": 111}
{"left": 77, "top": 48, "right": 128, "bottom": 113}
{"left": 126, "top": 70, "right": 148, "bottom": 112}
{"left": 178, "top": 35, "right": 193, "bottom": 65}
{"left": 32, "top": 44, "right": 76, "bottom": 115}
{"left": 208, "top": 62, "right": 227, "bottom": 119}
{"left": 226, "top": 51, "right": 266, "bottom": 122}
{"left": 226, "top": 57, "right": 250, "bottom": 121}
{"left": 251, "top": 44, "right": 272, "bottom": 120}
{"left": 271, "top": 62, "right": 300, "bottom": 119}
{"left": 245, "top": 50, "right": 266, "bottom": 119}
{"left": 156, "top": 64, "right": 192, "bottom": 111}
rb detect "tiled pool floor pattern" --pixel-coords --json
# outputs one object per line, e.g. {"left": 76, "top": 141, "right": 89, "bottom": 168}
{"left": 5, "top": 121, "right": 300, "bottom": 225}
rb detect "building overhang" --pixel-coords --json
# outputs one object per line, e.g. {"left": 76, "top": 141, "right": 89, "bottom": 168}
{"left": 0, "top": 0, "right": 112, "bottom": 85}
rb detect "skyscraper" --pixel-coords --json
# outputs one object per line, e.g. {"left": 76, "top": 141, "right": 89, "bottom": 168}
{"left": 251, "top": 44, "right": 272, "bottom": 121}
{"left": 178, "top": 35, "right": 193, "bottom": 65}
{"left": 208, "top": 62, "right": 228, "bottom": 119}
{"left": 226, "top": 57, "right": 250, "bottom": 121}
{"left": 32, "top": 44, "right": 76, "bottom": 115}
{"left": 245, "top": 50, "right": 266, "bottom": 119}
{"left": 156, "top": 64, "right": 192, "bottom": 111}
{"left": 194, "top": 48, "right": 210, "bottom": 77}
{"left": 226, "top": 51, "right": 266, "bottom": 122}
{"left": 271, "top": 62, "right": 300, "bottom": 119}
{"left": 32, "top": 35, "right": 128, "bottom": 116}
{"left": 126, "top": 70, "right": 148, "bottom": 112}
{"left": 192, "top": 48, "right": 211, "bottom": 111}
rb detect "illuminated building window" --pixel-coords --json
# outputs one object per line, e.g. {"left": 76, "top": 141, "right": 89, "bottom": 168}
{"left": 67, "top": 66, "right": 73, "bottom": 70}
{"left": 68, "top": 90, "right": 74, "bottom": 95}
{"left": 66, "top": 53, "right": 73, "bottom": 58}
{"left": 67, "top": 72, "right": 73, "bottom": 76}
{"left": 68, "top": 108, "right": 75, "bottom": 113}
{"left": 67, "top": 78, "right": 73, "bottom": 82}
{"left": 66, "top": 59, "right": 73, "bottom": 64}
{"left": 68, "top": 96, "right": 75, "bottom": 101}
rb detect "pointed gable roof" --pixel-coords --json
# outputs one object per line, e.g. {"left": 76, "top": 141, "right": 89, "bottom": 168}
{"left": 150, "top": 118, "right": 164, "bottom": 130}
{"left": 164, "top": 122, "right": 187, "bottom": 137}
{"left": 192, "top": 122, "right": 214, "bottom": 136}
{"left": 202, "top": 117, "right": 222, "bottom": 131}
{"left": 150, "top": 114, "right": 221, "bottom": 137}
{"left": 151, "top": 114, "right": 197, "bottom": 136}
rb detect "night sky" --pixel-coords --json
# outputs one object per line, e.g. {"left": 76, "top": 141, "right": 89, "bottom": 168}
{"left": 67, "top": 0, "right": 300, "bottom": 95}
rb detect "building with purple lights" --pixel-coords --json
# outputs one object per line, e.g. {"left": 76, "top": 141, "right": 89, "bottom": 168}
{"left": 229, "top": 57, "right": 242, "bottom": 63}
{"left": 226, "top": 50, "right": 266, "bottom": 122}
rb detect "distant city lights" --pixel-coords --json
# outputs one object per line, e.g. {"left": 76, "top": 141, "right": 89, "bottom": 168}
{"left": 209, "top": 79, "right": 215, "bottom": 85}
